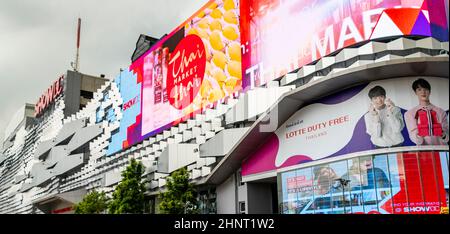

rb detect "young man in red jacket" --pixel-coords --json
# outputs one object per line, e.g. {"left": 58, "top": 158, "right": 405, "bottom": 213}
{"left": 405, "top": 78, "right": 449, "bottom": 145}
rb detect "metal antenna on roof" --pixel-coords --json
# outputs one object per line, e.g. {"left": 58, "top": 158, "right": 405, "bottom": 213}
{"left": 71, "top": 18, "right": 82, "bottom": 72}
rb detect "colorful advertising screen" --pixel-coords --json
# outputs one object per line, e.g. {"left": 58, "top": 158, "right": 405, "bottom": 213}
{"left": 104, "top": 0, "right": 241, "bottom": 155}
{"left": 280, "top": 151, "right": 449, "bottom": 214}
{"left": 239, "top": 0, "right": 449, "bottom": 89}
{"left": 243, "top": 77, "right": 449, "bottom": 175}
{"left": 106, "top": 69, "right": 142, "bottom": 155}
{"left": 133, "top": 0, "right": 242, "bottom": 139}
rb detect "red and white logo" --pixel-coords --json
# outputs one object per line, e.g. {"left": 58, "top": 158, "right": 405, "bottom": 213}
{"left": 35, "top": 75, "right": 64, "bottom": 117}
{"left": 167, "top": 34, "right": 206, "bottom": 110}
{"left": 123, "top": 96, "right": 139, "bottom": 111}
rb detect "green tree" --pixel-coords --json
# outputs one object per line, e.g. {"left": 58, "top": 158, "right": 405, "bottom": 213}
{"left": 73, "top": 190, "right": 109, "bottom": 214}
{"left": 159, "top": 167, "right": 198, "bottom": 214}
{"left": 108, "top": 158, "right": 146, "bottom": 214}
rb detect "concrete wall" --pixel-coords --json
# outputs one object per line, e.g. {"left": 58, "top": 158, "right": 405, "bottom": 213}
{"left": 200, "top": 128, "right": 249, "bottom": 157}
{"left": 216, "top": 174, "right": 236, "bottom": 214}
{"left": 225, "top": 86, "right": 294, "bottom": 124}
{"left": 64, "top": 71, "right": 107, "bottom": 117}
{"left": 81, "top": 74, "right": 107, "bottom": 92}
{"left": 104, "top": 170, "right": 122, "bottom": 187}
{"left": 158, "top": 144, "right": 199, "bottom": 173}
{"left": 237, "top": 183, "right": 247, "bottom": 213}
{"left": 64, "top": 71, "right": 82, "bottom": 117}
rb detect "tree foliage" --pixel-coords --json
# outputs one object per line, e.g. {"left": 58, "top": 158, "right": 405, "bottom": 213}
{"left": 108, "top": 158, "right": 146, "bottom": 214}
{"left": 73, "top": 190, "right": 109, "bottom": 214}
{"left": 159, "top": 167, "right": 198, "bottom": 214}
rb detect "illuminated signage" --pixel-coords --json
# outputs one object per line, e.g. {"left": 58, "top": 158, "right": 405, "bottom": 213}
{"left": 106, "top": 70, "right": 141, "bottom": 156}
{"left": 104, "top": 0, "right": 242, "bottom": 155}
{"left": 239, "top": 0, "right": 449, "bottom": 88}
{"left": 122, "top": 95, "right": 139, "bottom": 111}
{"left": 104, "top": 0, "right": 448, "bottom": 156}
{"left": 34, "top": 75, "right": 64, "bottom": 117}
{"left": 137, "top": 0, "right": 242, "bottom": 139}
{"left": 167, "top": 34, "right": 206, "bottom": 110}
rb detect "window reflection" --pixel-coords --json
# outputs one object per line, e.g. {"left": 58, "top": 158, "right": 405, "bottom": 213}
{"left": 281, "top": 171, "right": 297, "bottom": 214}
{"left": 329, "top": 161, "right": 350, "bottom": 214}
{"left": 293, "top": 168, "right": 314, "bottom": 214}
{"left": 345, "top": 158, "right": 363, "bottom": 213}
{"left": 373, "top": 155, "right": 393, "bottom": 213}
{"left": 388, "top": 153, "right": 409, "bottom": 214}
{"left": 279, "top": 151, "right": 449, "bottom": 214}
{"left": 312, "top": 164, "right": 333, "bottom": 213}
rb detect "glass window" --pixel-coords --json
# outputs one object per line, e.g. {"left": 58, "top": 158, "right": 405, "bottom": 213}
{"left": 403, "top": 152, "right": 426, "bottom": 214}
{"left": 95, "top": 107, "right": 103, "bottom": 123}
{"left": 329, "top": 160, "right": 351, "bottom": 214}
{"left": 293, "top": 168, "right": 314, "bottom": 214}
{"left": 281, "top": 171, "right": 297, "bottom": 214}
{"left": 358, "top": 156, "right": 379, "bottom": 213}
{"left": 417, "top": 151, "right": 441, "bottom": 214}
{"left": 373, "top": 154, "right": 393, "bottom": 214}
{"left": 278, "top": 151, "right": 449, "bottom": 215}
{"left": 438, "top": 152, "right": 449, "bottom": 208}
{"left": 103, "top": 91, "right": 110, "bottom": 101}
{"left": 439, "top": 152, "right": 449, "bottom": 189}
{"left": 312, "top": 164, "right": 332, "bottom": 214}
{"left": 347, "top": 158, "right": 364, "bottom": 213}
{"left": 106, "top": 107, "right": 116, "bottom": 122}
{"left": 388, "top": 153, "right": 409, "bottom": 214}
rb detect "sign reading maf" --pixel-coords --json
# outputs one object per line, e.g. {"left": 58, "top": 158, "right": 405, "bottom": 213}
{"left": 35, "top": 75, "right": 64, "bottom": 117}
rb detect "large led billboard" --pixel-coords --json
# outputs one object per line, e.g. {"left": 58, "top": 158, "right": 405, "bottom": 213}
{"left": 105, "top": 0, "right": 241, "bottom": 155}
{"left": 107, "top": 69, "right": 142, "bottom": 155}
{"left": 239, "top": 0, "right": 449, "bottom": 89}
{"left": 105, "top": 0, "right": 449, "bottom": 156}
{"left": 134, "top": 0, "right": 242, "bottom": 139}
{"left": 243, "top": 77, "right": 449, "bottom": 176}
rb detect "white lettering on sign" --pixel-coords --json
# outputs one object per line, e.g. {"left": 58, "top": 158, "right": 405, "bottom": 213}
{"left": 311, "top": 8, "right": 385, "bottom": 61}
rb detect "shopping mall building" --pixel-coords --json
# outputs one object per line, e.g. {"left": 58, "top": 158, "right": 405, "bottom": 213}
{"left": 0, "top": 0, "right": 448, "bottom": 214}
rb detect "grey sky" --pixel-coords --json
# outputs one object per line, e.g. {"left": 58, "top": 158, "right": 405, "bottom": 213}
{"left": 0, "top": 0, "right": 209, "bottom": 141}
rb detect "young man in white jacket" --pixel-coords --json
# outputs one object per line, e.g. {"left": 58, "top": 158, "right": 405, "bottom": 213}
{"left": 364, "top": 86, "right": 405, "bottom": 148}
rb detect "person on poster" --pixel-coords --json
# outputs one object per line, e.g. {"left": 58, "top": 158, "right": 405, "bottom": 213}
{"left": 344, "top": 157, "right": 390, "bottom": 206}
{"left": 405, "top": 78, "right": 449, "bottom": 145}
{"left": 347, "top": 157, "right": 390, "bottom": 190}
{"left": 313, "top": 166, "right": 342, "bottom": 196}
{"left": 364, "top": 86, "right": 405, "bottom": 148}
{"left": 312, "top": 166, "right": 344, "bottom": 211}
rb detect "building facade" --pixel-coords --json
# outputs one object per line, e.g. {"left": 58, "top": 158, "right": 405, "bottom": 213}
{"left": 0, "top": 71, "right": 107, "bottom": 213}
{"left": 0, "top": 0, "right": 448, "bottom": 214}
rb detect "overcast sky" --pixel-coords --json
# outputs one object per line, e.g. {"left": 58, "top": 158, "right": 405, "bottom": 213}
{"left": 0, "top": 0, "right": 209, "bottom": 141}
